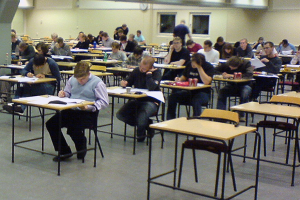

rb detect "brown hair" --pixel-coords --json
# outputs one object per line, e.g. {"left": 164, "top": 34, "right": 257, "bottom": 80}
{"left": 74, "top": 61, "right": 90, "bottom": 78}
{"left": 221, "top": 43, "right": 234, "bottom": 59}
{"left": 141, "top": 56, "right": 155, "bottom": 67}
{"left": 112, "top": 42, "right": 120, "bottom": 49}
{"left": 173, "top": 37, "right": 182, "bottom": 43}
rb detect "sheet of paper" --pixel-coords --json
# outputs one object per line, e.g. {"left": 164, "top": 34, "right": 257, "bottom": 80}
{"left": 251, "top": 57, "right": 266, "bottom": 69}
{"left": 7, "top": 65, "right": 25, "bottom": 69}
{"left": 51, "top": 55, "right": 73, "bottom": 60}
{"left": 282, "top": 50, "right": 293, "bottom": 55}
{"left": 145, "top": 91, "right": 165, "bottom": 103}
{"left": 285, "top": 64, "right": 300, "bottom": 68}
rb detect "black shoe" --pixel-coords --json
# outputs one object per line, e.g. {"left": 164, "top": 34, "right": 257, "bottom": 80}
{"left": 53, "top": 153, "right": 73, "bottom": 162}
{"left": 76, "top": 138, "right": 87, "bottom": 160}
{"left": 137, "top": 136, "right": 146, "bottom": 142}
{"left": 146, "top": 119, "right": 155, "bottom": 138}
{"left": 3, "top": 104, "right": 24, "bottom": 115}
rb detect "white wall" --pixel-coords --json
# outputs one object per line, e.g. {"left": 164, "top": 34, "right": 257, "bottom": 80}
{"left": 11, "top": 0, "right": 300, "bottom": 47}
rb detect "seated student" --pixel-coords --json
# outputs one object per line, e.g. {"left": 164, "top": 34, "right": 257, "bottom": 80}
{"left": 95, "top": 31, "right": 103, "bottom": 45}
{"left": 116, "top": 56, "right": 161, "bottom": 142}
{"left": 197, "top": 40, "right": 219, "bottom": 63}
{"left": 87, "top": 34, "right": 95, "bottom": 45}
{"left": 114, "top": 24, "right": 129, "bottom": 40}
{"left": 167, "top": 53, "right": 214, "bottom": 120}
{"left": 277, "top": 39, "right": 297, "bottom": 54}
{"left": 290, "top": 45, "right": 300, "bottom": 65}
{"left": 36, "top": 42, "right": 50, "bottom": 57}
{"left": 73, "top": 34, "right": 89, "bottom": 49}
{"left": 134, "top": 30, "right": 146, "bottom": 45}
{"left": 46, "top": 61, "right": 109, "bottom": 161}
{"left": 221, "top": 43, "right": 235, "bottom": 59}
{"left": 256, "top": 42, "right": 278, "bottom": 56}
{"left": 236, "top": 38, "right": 254, "bottom": 58}
{"left": 215, "top": 56, "right": 253, "bottom": 119}
{"left": 252, "top": 42, "right": 282, "bottom": 101}
{"left": 3, "top": 54, "right": 61, "bottom": 115}
{"left": 50, "top": 33, "right": 58, "bottom": 53}
{"left": 125, "top": 46, "right": 149, "bottom": 69}
{"left": 128, "top": 34, "right": 138, "bottom": 46}
{"left": 52, "top": 37, "right": 72, "bottom": 56}
{"left": 11, "top": 33, "right": 21, "bottom": 59}
{"left": 162, "top": 37, "right": 190, "bottom": 80}
{"left": 108, "top": 42, "right": 127, "bottom": 67}
{"left": 252, "top": 37, "right": 264, "bottom": 50}
{"left": 186, "top": 39, "right": 202, "bottom": 54}
{"left": 114, "top": 29, "right": 124, "bottom": 41}
{"left": 101, "top": 32, "right": 114, "bottom": 48}
{"left": 19, "top": 42, "right": 36, "bottom": 61}
{"left": 213, "top": 36, "right": 225, "bottom": 55}
{"left": 120, "top": 35, "right": 136, "bottom": 52}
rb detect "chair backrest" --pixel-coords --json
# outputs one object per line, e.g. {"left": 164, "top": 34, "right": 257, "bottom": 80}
{"left": 89, "top": 49, "right": 103, "bottom": 54}
{"left": 90, "top": 65, "right": 106, "bottom": 71}
{"left": 197, "top": 109, "right": 239, "bottom": 126}
{"left": 269, "top": 95, "right": 300, "bottom": 107}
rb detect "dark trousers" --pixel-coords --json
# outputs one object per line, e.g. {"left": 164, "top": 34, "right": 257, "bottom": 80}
{"left": 252, "top": 77, "right": 277, "bottom": 100}
{"left": 46, "top": 109, "right": 94, "bottom": 153}
{"left": 116, "top": 100, "right": 158, "bottom": 137}
{"left": 167, "top": 89, "right": 210, "bottom": 120}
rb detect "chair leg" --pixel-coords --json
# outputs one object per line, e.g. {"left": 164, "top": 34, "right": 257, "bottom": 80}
{"left": 286, "top": 130, "right": 292, "bottom": 164}
{"left": 253, "top": 127, "right": 258, "bottom": 158}
{"left": 94, "top": 129, "right": 104, "bottom": 158}
{"left": 88, "top": 129, "right": 91, "bottom": 145}
{"left": 192, "top": 149, "right": 198, "bottom": 183}
{"left": 272, "top": 128, "right": 276, "bottom": 152}
{"left": 228, "top": 154, "right": 237, "bottom": 192}
{"left": 124, "top": 123, "right": 127, "bottom": 141}
{"left": 177, "top": 144, "right": 185, "bottom": 188}
{"left": 214, "top": 153, "right": 222, "bottom": 197}
{"left": 263, "top": 127, "right": 267, "bottom": 156}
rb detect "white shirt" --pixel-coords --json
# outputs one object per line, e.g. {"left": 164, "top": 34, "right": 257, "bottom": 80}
{"left": 197, "top": 49, "right": 219, "bottom": 64}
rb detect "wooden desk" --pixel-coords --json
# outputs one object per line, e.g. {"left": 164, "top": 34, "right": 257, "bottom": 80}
{"left": 56, "top": 62, "right": 77, "bottom": 68}
{"left": 12, "top": 96, "right": 94, "bottom": 175}
{"left": 60, "top": 70, "right": 113, "bottom": 85}
{"left": 213, "top": 76, "right": 254, "bottom": 93}
{"left": 106, "top": 67, "right": 133, "bottom": 86}
{"left": 148, "top": 117, "right": 259, "bottom": 200}
{"left": 277, "top": 91, "right": 300, "bottom": 98}
{"left": 88, "top": 59, "right": 123, "bottom": 65}
{"left": 0, "top": 75, "right": 56, "bottom": 84}
{"left": 231, "top": 102, "right": 300, "bottom": 186}
{"left": 153, "top": 63, "right": 185, "bottom": 70}
{"left": 0, "top": 64, "right": 25, "bottom": 70}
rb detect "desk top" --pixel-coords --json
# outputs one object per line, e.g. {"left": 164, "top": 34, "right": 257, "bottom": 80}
{"left": 150, "top": 117, "right": 256, "bottom": 140}
{"left": 213, "top": 76, "right": 254, "bottom": 83}
{"left": 231, "top": 102, "right": 300, "bottom": 119}
{"left": 277, "top": 91, "right": 300, "bottom": 98}
{"left": 12, "top": 95, "right": 94, "bottom": 111}
{"left": 153, "top": 63, "right": 185, "bottom": 69}
{"left": 160, "top": 83, "right": 211, "bottom": 90}
{"left": 0, "top": 75, "right": 56, "bottom": 84}
{"left": 88, "top": 59, "right": 122, "bottom": 64}
{"left": 106, "top": 67, "right": 133, "bottom": 73}
{"left": 60, "top": 70, "right": 113, "bottom": 76}
{"left": 56, "top": 62, "right": 77, "bottom": 67}
{"left": 0, "top": 64, "right": 25, "bottom": 70}
{"left": 107, "top": 87, "right": 147, "bottom": 98}
{"left": 72, "top": 53, "right": 103, "bottom": 57}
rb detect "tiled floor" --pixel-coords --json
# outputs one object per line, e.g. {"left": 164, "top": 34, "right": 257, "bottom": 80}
{"left": 0, "top": 85, "right": 300, "bottom": 200}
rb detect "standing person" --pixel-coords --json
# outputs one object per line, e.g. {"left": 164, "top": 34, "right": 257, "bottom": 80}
{"left": 252, "top": 41, "right": 282, "bottom": 101}
{"left": 116, "top": 24, "right": 129, "bottom": 35}
{"left": 215, "top": 56, "right": 253, "bottom": 120}
{"left": 162, "top": 37, "right": 190, "bottom": 80}
{"left": 236, "top": 38, "right": 254, "bottom": 58}
{"left": 134, "top": 30, "right": 146, "bottom": 45}
{"left": 197, "top": 40, "right": 219, "bottom": 63}
{"left": 214, "top": 36, "right": 225, "bottom": 55}
{"left": 116, "top": 56, "right": 161, "bottom": 142}
{"left": 167, "top": 53, "right": 214, "bottom": 120}
{"left": 173, "top": 20, "right": 192, "bottom": 46}
{"left": 46, "top": 61, "right": 109, "bottom": 161}
{"left": 11, "top": 33, "right": 21, "bottom": 55}
{"left": 186, "top": 39, "right": 202, "bottom": 54}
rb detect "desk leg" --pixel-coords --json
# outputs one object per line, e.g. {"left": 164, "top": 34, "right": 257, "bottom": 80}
{"left": 291, "top": 122, "right": 299, "bottom": 186}
{"left": 243, "top": 113, "right": 249, "bottom": 163}
{"left": 57, "top": 111, "right": 61, "bottom": 176}
{"left": 173, "top": 133, "right": 178, "bottom": 187}
{"left": 12, "top": 103, "right": 15, "bottom": 163}
{"left": 111, "top": 96, "right": 114, "bottom": 136}
{"left": 254, "top": 131, "right": 261, "bottom": 200}
{"left": 41, "top": 108, "right": 45, "bottom": 152}
{"left": 147, "top": 136, "right": 153, "bottom": 200}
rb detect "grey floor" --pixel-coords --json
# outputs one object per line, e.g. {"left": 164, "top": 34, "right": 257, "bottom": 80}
{"left": 0, "top": 84, "right": 300, "bottom": 200}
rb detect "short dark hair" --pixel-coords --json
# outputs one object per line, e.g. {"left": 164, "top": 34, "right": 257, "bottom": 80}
{"left": 264, "top": 41, "right": 274, "bottom": 48}
{"left": 99, "top": 30, "right": 103, "bottom": 35}
{"left": 112, "top": 42, "right": 120, "bottom": 49}
{"left": 33, "top": 54, "right": 46, "bottom": 66}
{"left": 227, "top": 56, "right": 243, "bottom": 68}
{"left": 282, "top": 39, "right": 288, "bottom": 45}
{"left": 36, "top": 42, "right": 49, "bottom": 55}
{"left": 204, "top": 40, "right": 212, "bottom": 47}
{"left": 11, "top": 29, "right": 16, "bottom": 34}
{"left": 102, "top": 32, "right": 108, "bottom": 37}
{"left": 57, "top": 37, "right": 64, "bottom": 43}
{"left": 191, "top": 53, "right": 206, "bottom": 66}
{"left": 133, "top": 46, "right": 143, "bottom": 55}
{"left": 19, "top": 42, "right": 28, "bottom": 49}
{"left": 118, "top": 29, "right": 124, "bottom": 34}
{"left": 74, "top": 61, "right": 90, "bottom": 78}
{"left": 137, "top": 30, "right": 141, "bottom": 34}
{"left": 216, "top": 36, "right": 224, "bottom": 43}
{"left": 122, "top": 24, "right": 127, "bottom": 28}
{"left": 186, "top": 39, "right": 194, "bottom": 46}
{"left": 119, "top": 35, "right": 127, "bottom": 41}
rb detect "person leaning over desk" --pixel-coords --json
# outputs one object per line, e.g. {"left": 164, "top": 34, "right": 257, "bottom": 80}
{"left": 167, "top": 53, "right": 214, "bottom": 120}
{"left": 3, "top": 54, "right": 61, "bottom": 115}
{"left": 116, "top": 56, "right": 161, "bottom": 142}
{"left": 46, "top": 61, "right": 109, "bottom": 161}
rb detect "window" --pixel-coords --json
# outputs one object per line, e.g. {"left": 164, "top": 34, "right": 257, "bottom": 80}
{"left": 159, "top": 13, "right": 176, "bottom": 34}
{"left": 191, "top": 13, "right": 210, "bottom": 35}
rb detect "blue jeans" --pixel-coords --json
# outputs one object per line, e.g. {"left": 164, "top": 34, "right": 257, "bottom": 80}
{"left": 167, "top": 90, "right": 210, "bottom": 120}
{"left": 116, "top": 100, "right": 158, "bottom": 137}
{"left": 217, "top": 83, "right": 252, "bottom": 116}
{"left": 14, "top": 83, "right": 55, "bottom": 111}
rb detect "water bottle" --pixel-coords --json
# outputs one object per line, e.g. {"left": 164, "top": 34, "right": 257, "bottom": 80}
{"left": 152, "top": 47, "right": 155, "bottom": 56}
{"left": 104, "top": 52, "right": 107, "bottom": 62}
{"left": 93, "top": 41, "right": 97, "bottom": 49}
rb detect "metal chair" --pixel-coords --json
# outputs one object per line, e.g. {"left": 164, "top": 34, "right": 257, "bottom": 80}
{"left": 178, "top": 109, "right": 239, "bottom": 197}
